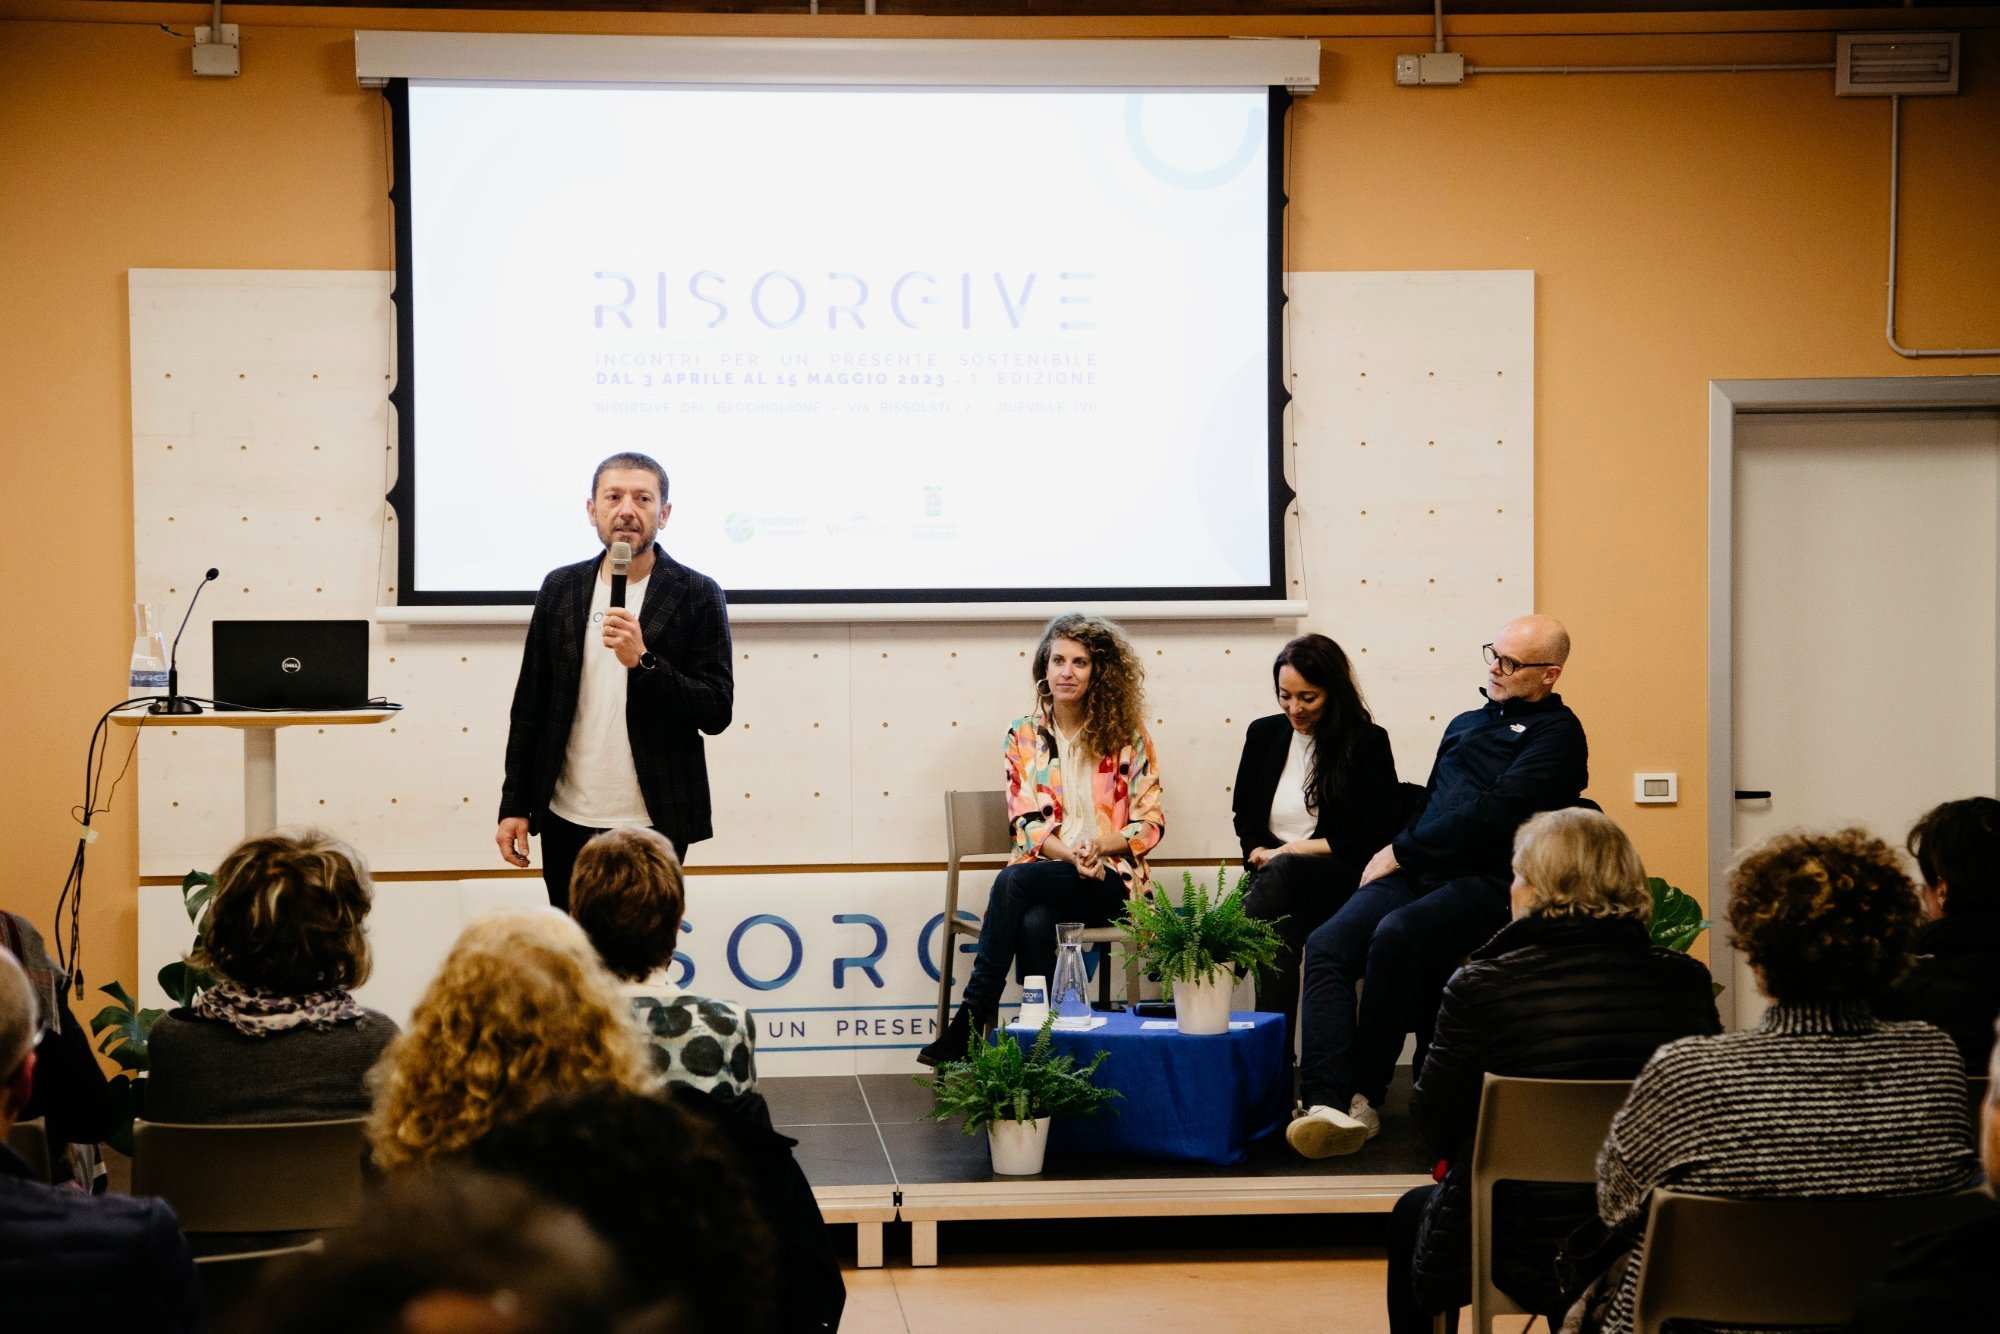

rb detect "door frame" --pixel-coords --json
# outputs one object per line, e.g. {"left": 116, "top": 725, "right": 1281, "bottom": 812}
{"left": 1707, "top": 374, "right": 2000, "bottom": 1028}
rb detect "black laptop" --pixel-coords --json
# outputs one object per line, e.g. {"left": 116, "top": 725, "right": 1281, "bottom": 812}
{"left": 212, "top": 620, "right": 370, "bottom": 711}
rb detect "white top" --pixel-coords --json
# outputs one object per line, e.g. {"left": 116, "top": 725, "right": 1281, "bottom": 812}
{"left": 1267, "top": 728, "right": 1318, "bottom": 845}
{"left": 1053, "top": 722, "right": 1099, "bottom": 849}
{"left": 548, "top": 570, "right": 652, "bottom": 829}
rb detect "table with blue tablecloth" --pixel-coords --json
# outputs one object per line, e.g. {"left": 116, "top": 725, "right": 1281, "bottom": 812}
{"left": 1002, "top": 1008, "right": 1290, "bottom": 1167}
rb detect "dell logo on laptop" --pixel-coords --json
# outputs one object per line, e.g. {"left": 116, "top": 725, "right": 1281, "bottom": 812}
{"left": 281, "top": 657, "right": 303, "bottom": 674}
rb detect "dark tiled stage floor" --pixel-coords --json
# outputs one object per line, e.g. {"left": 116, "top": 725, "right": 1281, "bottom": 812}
{"left": 766, "top": 1068, "right": 1435, "bottom": 1266}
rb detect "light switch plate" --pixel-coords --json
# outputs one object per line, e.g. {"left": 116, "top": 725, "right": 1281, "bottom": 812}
{"left": 1634, "top": 772, "right": 1678, "bottom": 805}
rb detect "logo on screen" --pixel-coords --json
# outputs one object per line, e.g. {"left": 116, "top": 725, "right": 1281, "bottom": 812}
{"left": 923, "top": 487, "right": 943, "bottom": 518}
{"left": 724, "top": 514, "right": 756, "bottom": 544}
{"left": 280, "top": 657, "right": 302, "bottom": 674}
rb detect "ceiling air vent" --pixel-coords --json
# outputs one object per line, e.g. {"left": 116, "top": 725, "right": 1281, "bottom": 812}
{"left": 1836, "top": 32, "right": 1959, "bottom": 97}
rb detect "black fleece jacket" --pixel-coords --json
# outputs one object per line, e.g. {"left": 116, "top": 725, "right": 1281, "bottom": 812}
{"left": 1393, "top": 691, "right": 1589, "bottom": 881}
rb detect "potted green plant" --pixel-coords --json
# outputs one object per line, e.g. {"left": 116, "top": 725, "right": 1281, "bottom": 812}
{"left": 914, "top": 1015, "right": 1119, "bottom": 1175}
{"left": 88, "top": 870, "right": 216, "bottom": 1153}
{"left": 1122, "top": 865, "right": 1284, "bottom": 1035}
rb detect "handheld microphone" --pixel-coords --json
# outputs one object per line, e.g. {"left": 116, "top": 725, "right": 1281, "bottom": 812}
{"left": 150, "top": 567, "right": 218, "bottom": 716}
{"left": 609, "top": 541, "right": 632, "bottom": 610}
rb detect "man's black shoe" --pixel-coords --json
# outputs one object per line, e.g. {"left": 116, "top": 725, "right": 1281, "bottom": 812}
{"left": 917, "top": 1006, "right": 982, "bottom": 1068}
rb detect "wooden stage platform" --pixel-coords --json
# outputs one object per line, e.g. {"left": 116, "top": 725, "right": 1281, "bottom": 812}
{"left": 767, "top": 1069, "right": 1434, "bottom": 1268}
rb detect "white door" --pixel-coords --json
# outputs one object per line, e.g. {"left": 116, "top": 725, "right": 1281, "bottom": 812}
{"left": 1731, "top": 409, "right": 2000, "bottom": 1020}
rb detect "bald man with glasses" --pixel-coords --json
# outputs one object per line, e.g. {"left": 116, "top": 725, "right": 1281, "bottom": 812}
{"left": 1288, "top": 615, "right": 1590, "bottom": 1158}
{"left": 0, "top": 948, "right": 202, "bottom": 1330}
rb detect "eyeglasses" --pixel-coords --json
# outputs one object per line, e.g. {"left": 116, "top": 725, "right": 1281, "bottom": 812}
{"left": 1483, "top": 643, "right": 1558, "bottom": 676}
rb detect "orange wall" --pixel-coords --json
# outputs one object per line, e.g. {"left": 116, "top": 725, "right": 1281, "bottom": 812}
{"left": 3, "top": 2, "right": 1997, "bottom": 1012}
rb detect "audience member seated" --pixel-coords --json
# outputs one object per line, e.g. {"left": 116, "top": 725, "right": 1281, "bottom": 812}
{"left": 0, "top": 947, "right": 202, "bottom": 1332}
{"left": 1843, "top": 1019, "right": 2000, "bottom": 1333}
{"left": 235, "top": 1166, "right": 631, "bottom": 1334}
{"left": 921, "top": 612, "right": 1165, "bottom": 1066}
{"left": 469, "top": 1087, "right": 846, "bottom": 1334}
{"left": 1570, "top": 828, "right": 1980, "bottom": 1334}
{"left": 368, "top": 911, "right": 657, "bottom": 1174}
{"left": 1290, "top": 614, "right": 1587, "bottom": 1157}
{"left": 1876, "top": 796, "right": 2000, "bottom": 1072}
{"left": 1, "top": 909, "right": 113, "bottom": 1184}
{"left": 1233, "top": 633, "right": 1402, "bottom": 1041}
{"left": 569, "top": 827, "right": 758, "bottom": 1102}
{"left": 1385, "top": 808, "right": 1721, "bottom": 1334}
{"left": 146, "top": 829, "right": 397, "bottom": 1124}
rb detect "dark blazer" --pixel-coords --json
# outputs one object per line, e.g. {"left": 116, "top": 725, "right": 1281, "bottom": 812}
{"left": 0, "top": 1143, "right": 203, "bottom": 1333}
{"left": 1232, "top": 714, "right": 1403, "bottom": 886}
{"left": 1877, "top": 913, "right": 2000, "bottom": 1072}
{"left": 1393, "top": 691, "right": 1589, "bottom": 881}
{"left": 1407, "top": 914, "right": 1720, "bottom": 1314}
{"left": 1845, "top": 1209, "right": 2000, "bottom": 1334}
{"left": 500, "top": 543, "right": 734, "bottom": 846}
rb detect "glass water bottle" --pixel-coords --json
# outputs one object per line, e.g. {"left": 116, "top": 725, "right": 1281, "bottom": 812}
{"left": 1049, "top": 921, "right": 1094, "bottom": 1026}
{"left": 130, "top": 603, "right": 168, "bottom": 692}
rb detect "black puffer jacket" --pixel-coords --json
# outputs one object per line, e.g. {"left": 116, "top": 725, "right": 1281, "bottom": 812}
{"left": 1876, "top": 913, "right": 2000, "bottom": 1073}
{"left": 1407, "top": 914, "right": 1721, "bottom": 1314}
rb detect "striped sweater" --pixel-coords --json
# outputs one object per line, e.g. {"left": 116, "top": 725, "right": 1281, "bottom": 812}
{"left": 1592, "top": 1001, "right": 1979, "bottom": 1334}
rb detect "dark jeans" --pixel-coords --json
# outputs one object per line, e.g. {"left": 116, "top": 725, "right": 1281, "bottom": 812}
{"left": 1297, "top": 870, "right": 1509, "bottom": 1110}
{"left": 961, "top": 859, "right": 1127, "bottom": 1017}
{"left": 540, "top": 810, "right": 688, "bottom": 913}
{"left": 1241, "top": 853, "right": 1362, "bottom": 1048}
{"left": 1389, "top": 1185, "right": 1460, "bottom": 1334}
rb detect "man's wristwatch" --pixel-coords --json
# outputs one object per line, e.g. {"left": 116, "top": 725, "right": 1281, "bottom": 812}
{"left": 638, "top": 651, "right": 660, "bottom": 672}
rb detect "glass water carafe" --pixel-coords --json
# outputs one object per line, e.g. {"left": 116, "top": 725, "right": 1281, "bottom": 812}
{"left": 1049, "top": 921, "right": 1093, "bottom": 1025}
{"left": 130, "top": 602, "right": 168, "bottom": 692}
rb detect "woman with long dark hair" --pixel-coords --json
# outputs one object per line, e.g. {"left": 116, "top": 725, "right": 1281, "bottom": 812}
{"left": 1233, "top": 633, "right": 1401, "bottom": 1039}
{"left": 918, "top": 613, "right": 1165, "bottom": 1067}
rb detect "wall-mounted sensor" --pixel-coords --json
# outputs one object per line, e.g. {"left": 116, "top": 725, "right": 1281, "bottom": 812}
{"left": 1634, "top": 772, "right": 1678, "bottom": 805}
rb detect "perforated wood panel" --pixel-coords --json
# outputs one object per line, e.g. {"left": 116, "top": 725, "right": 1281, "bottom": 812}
{"left": 130, "top": 268, "right": 1530, "bottom": 1072}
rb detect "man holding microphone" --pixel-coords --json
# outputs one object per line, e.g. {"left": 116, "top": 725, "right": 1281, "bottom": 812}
{"left": 496, "top": 452, "right": 734, "bottom": 908}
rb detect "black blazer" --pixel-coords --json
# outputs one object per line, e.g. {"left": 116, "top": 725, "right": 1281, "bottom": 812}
{"left": 500, "top": 544, "right": 734, "bottom": 845}
{"left": 1231, "top": 714, "right": 1402, "bottom": 883}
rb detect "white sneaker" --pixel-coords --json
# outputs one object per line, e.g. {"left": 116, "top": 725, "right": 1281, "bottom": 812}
{"left": 1286, "top": 1103, "right": 1372, "bottom": 1159}
{"left": 1349, "top": 1093, "right": 1382, "bottom": 1140}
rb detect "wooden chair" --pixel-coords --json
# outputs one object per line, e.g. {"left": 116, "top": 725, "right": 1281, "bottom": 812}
{"left": 1631, "top": 1185, "right": 1998, "bottom": 1334}
{"left": 935, "top": 790, "right": 1139, "bottom": 1046}
{"left": 1457, "top": 1074, "right": 1635, "bottom": 1334}
{"left": 132, "top": 1118, "right": 367, "bottom": 1251}
{"left": 6, "top": 1116, "right": 51, "bottom": 1183}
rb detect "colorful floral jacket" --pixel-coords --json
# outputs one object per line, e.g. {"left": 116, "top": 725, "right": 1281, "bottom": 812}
{"left": 1003, "top": 711, "right": 1165, "bottom": 892}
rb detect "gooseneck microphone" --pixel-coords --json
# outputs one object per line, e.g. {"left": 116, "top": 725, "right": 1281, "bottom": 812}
{"left": 609, "top": 541, "right": 632, "bottom": 609}
{"left": 150, "top": 567, "right": 219, "bottom": 716}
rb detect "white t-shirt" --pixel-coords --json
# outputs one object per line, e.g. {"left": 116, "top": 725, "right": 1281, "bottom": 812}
{"left": 548, "top": 570, "right": 652, "bottom": 829}
{"left": 1267, "top": 728, "right": 1319, "bottom": 845}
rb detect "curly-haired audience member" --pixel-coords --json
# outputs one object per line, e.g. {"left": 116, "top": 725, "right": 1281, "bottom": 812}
{"left": 1386, "top": 809, "right": 1719, "bottom": 1334}
{"left": 367, "top": 911, "right": 655, "bottom": 1173}
{"left": 469, "top": 1088, "right": 846, "bottom": 1334}
{"left": 237, "top": 1167, "right": 632, "bottom": 1334}
{"left": 1573, "top": 828, "right": 1979, "bottom": 1334}
{"left": 570, "top": 828, "right": 757, "bottom": 1101}
{"left": 1877, "top": 796, "right": 2000, "bottom": 1071}
{"left": 147, "top": 829, "right": 397, "bottom": 1123}
{"left": 920, "top": 613, "right": 1165, "bottom": 1065}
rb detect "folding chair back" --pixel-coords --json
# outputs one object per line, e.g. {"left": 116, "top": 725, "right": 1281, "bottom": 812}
{"left": 1632, "top": 1186, "right": 1997, "bottom": 1334}
{"left": 6, "top": 1116, "right": 51, "bottom": 1183}
{"left": 132, "top": 1118, "right": 368, "bottom": 1235}
{"left": 1467, "top": 1075, "right": 1634, "bottom": 1332}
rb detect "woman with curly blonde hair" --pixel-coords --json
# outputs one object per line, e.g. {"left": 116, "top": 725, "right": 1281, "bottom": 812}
{"left": 1572, "top": 828, "right": 1979, "bottom": 1334}
{"left": 368, "top": 911, "right": 655, "bottom": 1173}
{"left": 919, "top": 613, "right": 1165, "bottom": 1066}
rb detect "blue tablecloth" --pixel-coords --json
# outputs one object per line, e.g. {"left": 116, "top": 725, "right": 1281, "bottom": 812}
{"left": 1004, "top": 1008, "right": 1289, "bottom": 1167}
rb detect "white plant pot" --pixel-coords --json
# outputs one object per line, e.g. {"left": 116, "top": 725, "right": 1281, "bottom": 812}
{"left": 1175, "top": 969, "right": 1234, "bottom": 1035}
{"left": 987, "top": 1116, "right": 1051, "bottom": 1175}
